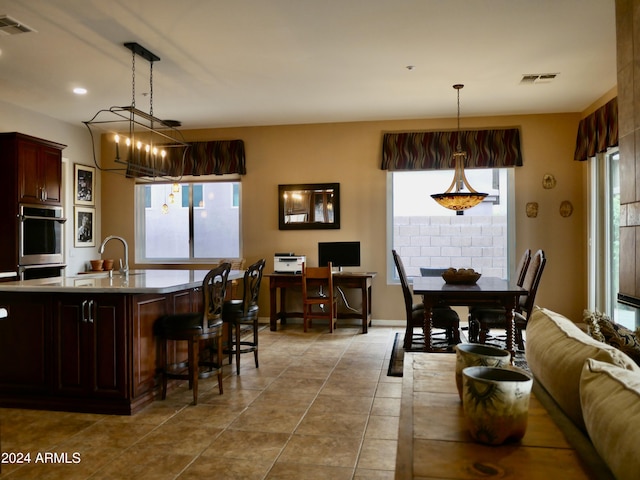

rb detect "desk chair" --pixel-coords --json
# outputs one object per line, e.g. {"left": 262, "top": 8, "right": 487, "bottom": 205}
{"left": 155, "top": 263, "right": 230, "bottom": 405}
{"left": 301, "top": 262, "right": 337, "bottom": 332}
{"left": 223, "top": 258, "right": 265, "bottom": 375}
{"left": 470, "top": 249, "right": 545, "bottom": 349}
{"left": 392, "top": 250, "right": 460, "bottom": 349}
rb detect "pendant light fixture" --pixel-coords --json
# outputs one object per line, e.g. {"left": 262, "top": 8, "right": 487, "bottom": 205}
{"left": 431, "top": 84, "right": 488, "bottom": 211}
{"left": 84, "top": 42, "right": 189, "bottom": 178}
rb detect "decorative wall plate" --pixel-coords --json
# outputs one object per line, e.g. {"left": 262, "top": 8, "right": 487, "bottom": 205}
{"left": 526, "top": 202, "right": 539, "bottom": 218}
{"left": 542, "top": 173, "right": 556, "bottom": 189}
{"left": 560, "top": 200, "right": 573, "bottom": 217}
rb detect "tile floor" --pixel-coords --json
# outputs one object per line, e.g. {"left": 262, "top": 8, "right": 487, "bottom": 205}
{"left": 0, "top": 324, "right": 403, "bottom": 479}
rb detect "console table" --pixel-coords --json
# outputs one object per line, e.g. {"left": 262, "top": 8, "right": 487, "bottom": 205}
{"left": 396, "top": 353, "right": 593, "bottom": 479}
{"left": 266, "top": 272, "right": 376, "bottom": 333}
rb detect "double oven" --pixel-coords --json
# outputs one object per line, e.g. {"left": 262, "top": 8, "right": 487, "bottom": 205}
{"left": 18, "top": 204, "right": 66, "bottom": 279}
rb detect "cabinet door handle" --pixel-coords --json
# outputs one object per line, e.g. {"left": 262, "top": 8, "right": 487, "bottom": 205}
{"left": 87, "top": 300, "right": 94, "bottom": 324}
{"left": 81, "top": 300, "right": 88, "bottom": 322}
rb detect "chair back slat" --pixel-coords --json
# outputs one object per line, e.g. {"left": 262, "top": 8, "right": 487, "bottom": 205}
{"left": 519, "top": 249, "right": 546, "bottom": 315}
{"left": 241, "top": 259, "right": 266, "bottom": 316}
{"left": 392, "top": 250, "right": 414, "bottom": 318}
{"left": 515, "top": 249, "right": 532, "bottom": 287}
{"left": 202, "top": 263, "right": 231, "bottom": 331}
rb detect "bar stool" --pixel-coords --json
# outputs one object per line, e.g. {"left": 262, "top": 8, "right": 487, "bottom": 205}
{"left": 223, "top": 258, "right": 266, "bottom": 375}
{"left": 155, "top": 263, "right": 230, "bottom": 405}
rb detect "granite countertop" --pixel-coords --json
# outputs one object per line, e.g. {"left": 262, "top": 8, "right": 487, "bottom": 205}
{"left": 0, "top": 269, "right": 244, "bottom": 294}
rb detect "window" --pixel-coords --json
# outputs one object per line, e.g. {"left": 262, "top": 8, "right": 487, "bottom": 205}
{"left": 588, "top": 149, "right": 633, "bottom": 327}
{"left": 136, "top": 181, "right": 241, "bottom": 262}
{"left": 388, "top": 168, "right": 515, "bottom": 282}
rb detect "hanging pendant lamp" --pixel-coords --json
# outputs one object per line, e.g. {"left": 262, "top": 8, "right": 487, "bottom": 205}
{"left": 431, "top": 84, "right": 488, "bottom": 211}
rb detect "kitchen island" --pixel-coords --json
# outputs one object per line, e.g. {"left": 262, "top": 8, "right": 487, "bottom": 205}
{"left": 0, "top": 269, "right": 243, "bottom": 415}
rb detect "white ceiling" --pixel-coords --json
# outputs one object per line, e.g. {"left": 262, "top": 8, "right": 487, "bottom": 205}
{"left": 0, "top": 0, "right": 616, "bottom": 129}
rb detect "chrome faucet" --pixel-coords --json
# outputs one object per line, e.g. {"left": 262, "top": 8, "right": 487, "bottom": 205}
{"left": 99, "top": 235, "right": 129, "bottom": 276}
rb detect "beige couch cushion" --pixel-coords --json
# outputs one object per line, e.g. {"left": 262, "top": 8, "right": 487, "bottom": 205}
{"left": 581, "top": 358, "right": 640, "bottom": 480}
{"left": 525, "top": 306, "right": 640, "bottom": 431}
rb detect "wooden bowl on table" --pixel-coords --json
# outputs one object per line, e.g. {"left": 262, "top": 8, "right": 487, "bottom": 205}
{"left": 442, "top": 268, "right": 481, "bottom": 285}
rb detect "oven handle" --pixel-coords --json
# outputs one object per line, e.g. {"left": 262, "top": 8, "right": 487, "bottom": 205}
{"left": 18, "top": 214, "right": 68, "bottom": 223}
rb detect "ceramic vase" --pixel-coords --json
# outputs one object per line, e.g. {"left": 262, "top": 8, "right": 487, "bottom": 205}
{"left": 455, "top": 343, "right": 511, "bottom": 399}
{"left": 462, "top": 366, "right": 533, "bottom": 445}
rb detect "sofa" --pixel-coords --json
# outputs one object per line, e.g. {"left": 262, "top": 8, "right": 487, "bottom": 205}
{"left": 525, "top": 306, "right": 640, "bottom": 480}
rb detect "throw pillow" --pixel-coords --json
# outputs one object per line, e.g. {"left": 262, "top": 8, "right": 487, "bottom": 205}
{"left": 526, "top": 306, "right": 640, "bottom": 431}
{"left": 582, "top": 309, "right": 606, "bottom": 343}
{"left": 585, "top": 310, "right": 640, "bottom": 366}
{"left": 580, "top": 358, "right": 640, "bottom": 480}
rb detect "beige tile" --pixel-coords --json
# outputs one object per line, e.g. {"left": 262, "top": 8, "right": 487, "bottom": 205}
{"left": 178, "top": 455, "right": 273, "bottom": 480}
{"left": 228, "top": 404, "right": 307, "bottom": 434}
{"left": 370, "top": 397, "right": 401, "bottom": 417}
{"left": 375, "top": 382, "right": 402, "bottom": 398}
{"left": 295, "top": 411, "right": 368, "bottom": 437}
{"left": 201, "top": 429, "right": 290, "bottom": 462}
{"left": 365, "top": 415, "right": 399, "bottom": 440}
{"left": 357, "top": 438, "right": 397, "bottom": 471}
{"left": 353, "top": 468, "right": 396, "bottom": 479}
{"left": 311, "top": 394, "right": 374, "bottom": 415}
{"left": 266, "top": 462, "right": 354, "bottom": 480}
{"left": 278, "top": 434, "right": 362, "bottom": 468}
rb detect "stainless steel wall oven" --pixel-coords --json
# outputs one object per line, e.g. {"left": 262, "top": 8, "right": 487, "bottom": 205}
{"left": 18, "top": 204, "right": 66, "bottom": 276}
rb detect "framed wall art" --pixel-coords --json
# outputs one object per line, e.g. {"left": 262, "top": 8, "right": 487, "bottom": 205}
{"left": 74, "top": 163, "right": 95, "bottom": 205}
{"left": 74, "top": 206, "right": 95, "bottom": 247}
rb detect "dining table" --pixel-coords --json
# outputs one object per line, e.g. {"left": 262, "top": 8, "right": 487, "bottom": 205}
{"left": 411, "top": 276, "right": 527, "bottom": 356}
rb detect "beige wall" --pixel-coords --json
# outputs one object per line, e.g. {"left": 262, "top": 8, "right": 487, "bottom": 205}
{"left": 100, "top": 112, "right": 587, "bottom": 323}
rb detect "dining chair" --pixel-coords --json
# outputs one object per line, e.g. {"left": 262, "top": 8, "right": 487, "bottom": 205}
{"left": 470, "top": 249, "right": 545, "bottom": 349}
{"left": 301, "top": 262, "right": 337, "bottom": 332}
{"left": 222, "top": 258, "right": 266, "bottom": 375}
{"left": 155, "top": 263, "right": 230, "bottom": 405}
{"left": 468, "top": 249, "right": 531, "bottom": 342}
{"left": 392, "top": 250, "right": 460, "bottom": 350}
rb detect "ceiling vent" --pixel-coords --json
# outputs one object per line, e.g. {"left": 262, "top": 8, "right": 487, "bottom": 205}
{"left": 520, "top": 73, "right": 558, "bottom": 84}
{"left": 0, "top": 15, "right": 36, "bottom": 35}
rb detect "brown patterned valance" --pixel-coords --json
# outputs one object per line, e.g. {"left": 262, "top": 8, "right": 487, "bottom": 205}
{"left": 126, "top": 139, "right": 246, "bottom": 178}
{"left": 381, "top": 129, "right": 523, "bottom": 170}
{"left": 574, "top": 97, "right": 618, "bottom": 161}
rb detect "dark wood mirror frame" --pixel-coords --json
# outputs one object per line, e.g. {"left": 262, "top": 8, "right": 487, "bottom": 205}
{"left": 278, "top": 183, "right": 340, "bottom": 230}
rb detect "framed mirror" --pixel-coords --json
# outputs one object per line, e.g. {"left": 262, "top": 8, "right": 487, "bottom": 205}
{"left": 278, "top": 183, "right": 340, "bottom": 230}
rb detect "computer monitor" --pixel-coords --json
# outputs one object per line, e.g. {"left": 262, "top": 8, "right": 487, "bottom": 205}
{"left": 318, "top": 241, "right": 361, "bottom": 270}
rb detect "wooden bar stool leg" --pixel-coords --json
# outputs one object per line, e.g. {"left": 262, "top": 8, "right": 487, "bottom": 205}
{"left": 217, "top": 334, "right": 224, "bottom": 394}
{"left": 161, "top": 339, "right": 168, "bottom": 400}
{"left": 189, "top": 338, "right": 199, "bottom": 405}
{"left": 235, "top": 322, "right": 241, "bottom": 375}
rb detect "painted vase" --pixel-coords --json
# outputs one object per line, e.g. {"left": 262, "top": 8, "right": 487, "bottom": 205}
{"left": 462, "top": 366, "right": 533, "bottom": 445}
{"left": 455, "top": 343, "right": 511, "bottom": 399}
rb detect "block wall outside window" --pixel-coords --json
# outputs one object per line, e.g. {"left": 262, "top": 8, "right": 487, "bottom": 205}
{"left": 393, "top": 215, "right": 507, "bottom": 279}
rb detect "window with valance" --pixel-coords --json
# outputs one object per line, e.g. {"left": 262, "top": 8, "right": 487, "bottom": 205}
{"left": 381, "top": 128, "right": 523, "bottom": 170}
{"left": 573, "top": 97, "right": 618, "bottom": 161}
{"left": 126, "top": 139, "right": 246, "bottom": 178}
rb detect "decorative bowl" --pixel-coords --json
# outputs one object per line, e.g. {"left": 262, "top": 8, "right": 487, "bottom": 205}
{"left": 442, "top": 268, "right": 481, "bottom": 285}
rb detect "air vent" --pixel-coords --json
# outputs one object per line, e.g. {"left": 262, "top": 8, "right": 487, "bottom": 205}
{"left": 0, "top": 15, "right": 36, "bottom": 35}
{"left": 520, "top": 73, "right": 558, "bottom": 84}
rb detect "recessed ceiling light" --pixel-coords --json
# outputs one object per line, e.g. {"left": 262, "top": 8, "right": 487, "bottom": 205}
{"left": 73, "top": 87, "right": 87, "bottom": 95}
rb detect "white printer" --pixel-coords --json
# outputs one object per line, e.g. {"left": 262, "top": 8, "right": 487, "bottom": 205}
{"left": 274, "top": 253, "right": 306, "bottom": 273}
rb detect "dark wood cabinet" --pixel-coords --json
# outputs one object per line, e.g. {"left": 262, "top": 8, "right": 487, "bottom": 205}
{"left": 0, "top": 293, "right": 51, "bottom": 394}
{"left": 18, "top": 138, "right": 63, "bottom": 204}
{"left": 0, "top": 284, "right": 211, "bottom": 415}
{"left": 53, "top": 294, "right": 127, "bottom": 399}
{"left": 0, "top": 132, "right": 65, "bottom": 206}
